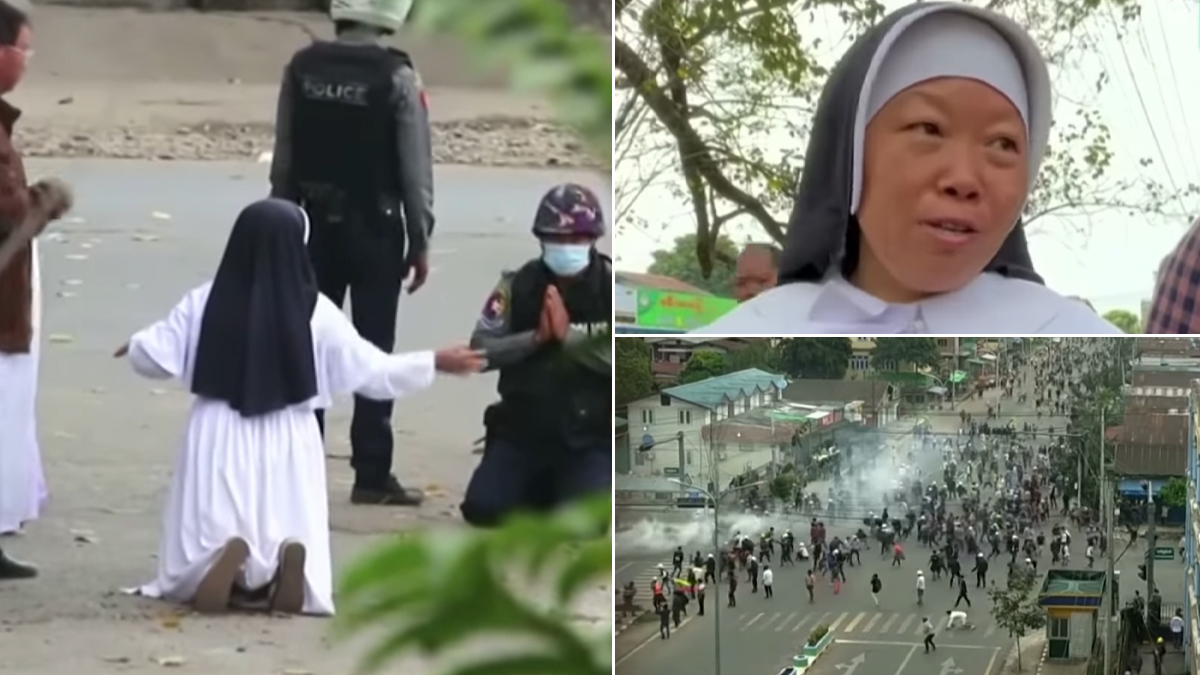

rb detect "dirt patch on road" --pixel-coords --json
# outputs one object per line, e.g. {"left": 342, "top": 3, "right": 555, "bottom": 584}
{"left": 12, "top": 7, "right": 608, "bottom": 167}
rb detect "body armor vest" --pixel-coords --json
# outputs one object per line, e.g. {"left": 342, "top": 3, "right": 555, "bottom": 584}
{"left": 497, "top": 253, "right": 612, "bottom": 440}
{"left": 288, "top": 41, "right": 408, "bottom": 209}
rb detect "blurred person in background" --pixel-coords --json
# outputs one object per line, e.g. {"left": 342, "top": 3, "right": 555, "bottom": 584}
{"left": 1147, "top": 216, "right": 1200, "bottom": 333}
{"left": 735, "top": 242, "right": 781, "bottom": 302}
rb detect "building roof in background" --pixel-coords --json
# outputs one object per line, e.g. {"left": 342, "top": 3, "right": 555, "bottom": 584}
{"left": 1124, "top": 385, "right": 1189, "bottom": 414}
{"left": 615, "top": 271, "right": 712, "bottom": 295}
{"left": 1131, "top": 365, "right": 1200, "bottom": 388}
{"left": 661, "top": 368, "right": 788, "bottom": 410}
{"left": 782, "top": 379, "right": 893, "bottom": 405}
{"left": 1135, "top": 337, "right": 1200, "bottom": 359}
{"left": 1112, "top": 411, "right": 1189, "bottom": 475}
{"left": 703, "top": 421, "right": 799, "bottom": 445}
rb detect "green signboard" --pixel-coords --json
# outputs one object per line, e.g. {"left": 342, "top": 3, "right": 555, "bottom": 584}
{"left": 1154, "top": 546, "right": 1174, "bottom": 561}
{"left": 949, "top": 370, "right": 968, "bottom": 384}
{"left": 636, "top": 289, "right": 738, "bottom": 330}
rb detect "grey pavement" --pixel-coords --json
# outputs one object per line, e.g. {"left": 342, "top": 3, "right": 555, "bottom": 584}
{"left": 616, "top": 354, "right": 1076, "bottom": 675}
{"left": 805, "top": 641, "right": 1004, "bottom": 675}
{"left": 0, "top": 159, "right": 610, "bottom": 674}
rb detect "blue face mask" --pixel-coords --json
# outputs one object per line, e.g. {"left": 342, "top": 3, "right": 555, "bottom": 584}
{"left": 542, "top": 243, "right": 592, "bottom": 276}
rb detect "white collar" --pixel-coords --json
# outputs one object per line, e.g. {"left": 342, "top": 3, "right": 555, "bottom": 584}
{"left": 809, "top": 272, "right": 1060, "bottom": 332}
{"left": 693, "top": 272, "right": 1118, "bottom": 334}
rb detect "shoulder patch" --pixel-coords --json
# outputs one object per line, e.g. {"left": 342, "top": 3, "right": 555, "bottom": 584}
{"left": 479, "top": 284, "right": 510, "bottom": 329}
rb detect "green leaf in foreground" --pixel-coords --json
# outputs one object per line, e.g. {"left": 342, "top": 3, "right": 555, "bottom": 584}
{"left": 335, "top": 495, "right": 613, "bottom": 675}
{"left": 412, "top": 0, "right": 612, "bottom": 161}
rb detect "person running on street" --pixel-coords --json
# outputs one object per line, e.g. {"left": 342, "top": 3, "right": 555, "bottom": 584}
{"left": 870, "top": 573, "right": 882, "bottom": 607}
{"left": 916, "top": 570, "right": 926, "bottom": 605}
{"left": 805, "top": 570, "right": 816, "bottom": 603}
{"left": 763, "top": 564, "right": 774, "bottom": 598}
{"left": 922, "top": 617, "right": 936, "bottom": 652}
{"left": 955, "top": 576, "right": 971, "bottom": 608}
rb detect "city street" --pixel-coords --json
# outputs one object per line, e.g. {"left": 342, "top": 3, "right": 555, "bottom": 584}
{"left": 805, "top": 641, "right": 1003, "bottom": 675}
{"left": 617, "top": 352, "right": 1073, "bottom": 675}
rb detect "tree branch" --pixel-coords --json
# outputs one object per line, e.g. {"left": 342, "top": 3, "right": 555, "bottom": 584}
{"left": 614, "top": 36, "right": 788, "bottom": 242}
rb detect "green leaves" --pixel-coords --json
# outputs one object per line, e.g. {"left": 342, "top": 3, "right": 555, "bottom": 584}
{"left": 335, "top": 496, "right": 613, "bottom": 675}
{"left": 413, "top": 0, "right": 611, "bottom": 161}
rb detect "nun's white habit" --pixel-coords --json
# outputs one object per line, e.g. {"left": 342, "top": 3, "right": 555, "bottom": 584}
{"left": 127, "top": 200, "right": 436, "bottom": 615}
{"left": 695, "top": 3, "right": 1119, "bottom": 335}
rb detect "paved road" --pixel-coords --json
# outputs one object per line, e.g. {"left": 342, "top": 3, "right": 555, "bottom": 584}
{"left": 617, "top": 352, "right": 1078, "bottom": 675}
{"left": 1, "top": 159, "right": 610, "bottom": 675}
{"left": 805, "top": 641, "right": 1004, "bottom": 675}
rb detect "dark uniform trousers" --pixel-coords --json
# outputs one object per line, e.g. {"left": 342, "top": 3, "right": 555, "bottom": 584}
{"left": 308, "top": 208, "right": 407, "bottom": 489}
{"left": 461, "top": 434, "right": 611, "bottom": 526}
{"left": 460, "top": 257, "right": 612, "bottom": 526}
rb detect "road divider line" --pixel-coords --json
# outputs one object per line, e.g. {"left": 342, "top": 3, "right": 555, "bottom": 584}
{"left": 835, "top": 639, "right": 996, "bottom": 650}
{"left": 898, "top": 615, "right": 915, "bottom": 634}
{"left": 984, "top": 646, "right": 1001, "bottom": 674}
{"left": 828, "top": 612, "right": 849, "bottom": 631}
{"left": 844, "top": 612, "right": 865, "bottom": 632}
{"left": 893, "top": 643, "right": 918, "bottom": 675}
{"left": 792, "top": 614, "right": 815, "bottom": 633}
{"left": 761, "top": 613, "right": 781, "bottom": 630}
{"left": 864, "top": 612, "right": 883, "bottom": 632}
{"left": 881, "top": 613, "right": 900, "bottom": 633}
{"left": 776, "top": 612, "right": 797, "bottom": 632}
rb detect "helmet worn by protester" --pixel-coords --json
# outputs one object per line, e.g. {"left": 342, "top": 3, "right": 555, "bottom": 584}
{"left": 329, "top": 0, "right": 413, "bottom": 32}
{"left": 531, "top": 183, "right": 605, "bottom": 238}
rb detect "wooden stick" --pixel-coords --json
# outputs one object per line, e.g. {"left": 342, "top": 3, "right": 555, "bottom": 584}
{"left": 0, "top": 213, "right": 44, "bottom": 275}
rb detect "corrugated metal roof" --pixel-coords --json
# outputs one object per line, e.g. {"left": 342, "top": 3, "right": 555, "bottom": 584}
{"left": 782, "top": 379, "right": 894, "bottom": 404}
{"left": 614, "top": 271, "right": 712, "bottom": 295}
{"left": 1112, "top": 411, "right": 1189, "bottom": 475}
{"left": 662, "top": 368, "right": 788, "bottom": 410}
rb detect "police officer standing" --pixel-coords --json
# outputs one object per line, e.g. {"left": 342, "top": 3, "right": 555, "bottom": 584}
{"left": 269, "top": 0, "right": 433, "bottom": 506}
{"left": 460, "top": 184, "right": 611, "bottom": 526}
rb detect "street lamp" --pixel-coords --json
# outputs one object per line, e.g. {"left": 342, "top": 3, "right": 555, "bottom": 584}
{"left": 668, "top": 477, "right": 765, "bottom": 675}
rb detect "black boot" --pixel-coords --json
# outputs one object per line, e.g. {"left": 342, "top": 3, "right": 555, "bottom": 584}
{"left": 0, "top": 549, "right": 38, "bottom": 579}
{"left": 351, "top": 475, "right": 425, "bottom": 506}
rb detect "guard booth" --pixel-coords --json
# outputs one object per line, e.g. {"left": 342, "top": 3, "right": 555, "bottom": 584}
{"left": 1038, "top": 569, "right": 1107, "bottom": 660}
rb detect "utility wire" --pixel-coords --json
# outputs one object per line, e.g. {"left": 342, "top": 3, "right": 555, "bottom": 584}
{"left": 1103, "top": 6, "right": 1190, "bottom": 216}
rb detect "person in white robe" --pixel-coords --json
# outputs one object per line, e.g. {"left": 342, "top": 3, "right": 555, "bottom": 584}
{"left": 118, "top": 198, "right": 483, "bottom": 616}
{"left": 694, "top": 4, "right": 1120, "bottom": 335}
{"left": 0, "top": 238, "right": 47, "bottom": 537}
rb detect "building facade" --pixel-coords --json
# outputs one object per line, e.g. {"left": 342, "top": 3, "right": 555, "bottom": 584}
{"left": 622, "top": 368, "right": 788, "bottom": 481}
{"left": 1186, "top": 384, "right": 1199, "bottom": 674}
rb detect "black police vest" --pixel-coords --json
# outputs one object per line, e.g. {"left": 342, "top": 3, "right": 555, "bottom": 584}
{"left": 498, "top": 253, "right": 612, "bottom": 438}
{"left": 288, "top": 41, "right": 408, "bottom": 207}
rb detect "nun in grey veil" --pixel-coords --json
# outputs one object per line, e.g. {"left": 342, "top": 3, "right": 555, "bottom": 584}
{"left": 696, "top": 2, "right": 1118, "bottom": 335}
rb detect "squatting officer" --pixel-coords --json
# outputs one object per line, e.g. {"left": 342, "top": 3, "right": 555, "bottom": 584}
{"left": 269, "top": 0, "right": 433, "bottom": 506}
{"left": 461, "top": 183, "right": 612, "bottom": 526}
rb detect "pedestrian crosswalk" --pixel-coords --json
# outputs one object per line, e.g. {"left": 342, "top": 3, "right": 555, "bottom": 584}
{"left": 727, "top": 609, "right": 1000, "bottom": 638}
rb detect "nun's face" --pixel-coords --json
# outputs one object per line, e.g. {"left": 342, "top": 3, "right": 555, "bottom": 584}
{"left": 855, "top": 77, "right": 1029, "bottom": 301}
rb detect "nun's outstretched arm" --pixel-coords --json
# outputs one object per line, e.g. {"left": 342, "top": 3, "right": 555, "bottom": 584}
{"left": 126, "top": 286, "right": 203, "bottom": 380}
{"left": 317, "top": 297, "right": 436, "bottom": 399}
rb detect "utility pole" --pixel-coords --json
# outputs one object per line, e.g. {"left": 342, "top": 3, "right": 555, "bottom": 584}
{"left": 1146, "top": 479, "right": 1157, "bottom": 603}
{"left": 1102, "top": 405, "right": 1114, "bottom": 675}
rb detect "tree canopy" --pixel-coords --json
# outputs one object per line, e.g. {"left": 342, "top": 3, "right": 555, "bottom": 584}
{"left": 871, "top": 337, "right": 941, "bottom": 371}
{"left": 616, "top": 338, "right": 656, "bottom": 404}
{"left": 779, "top": 338, "right": 851, "bottom": 379}
{"left": 1102, "top": 309, "right": 1142, "bottom": 334}
{"left": 647, "top": 233, "right": 738, "bottom": 296}
{"left": 616, "top": 0, "right": 1198, "bottom": 276}
{"left": 679, "top": 350, "right": 727, "bottom": 383}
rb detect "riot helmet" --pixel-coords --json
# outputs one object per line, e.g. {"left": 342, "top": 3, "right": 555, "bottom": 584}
{"left": 531, "top": 182, "right": 605, "bottom": 277}
{"left": 329, "top": 0, "right": 413, "bottom": 33}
